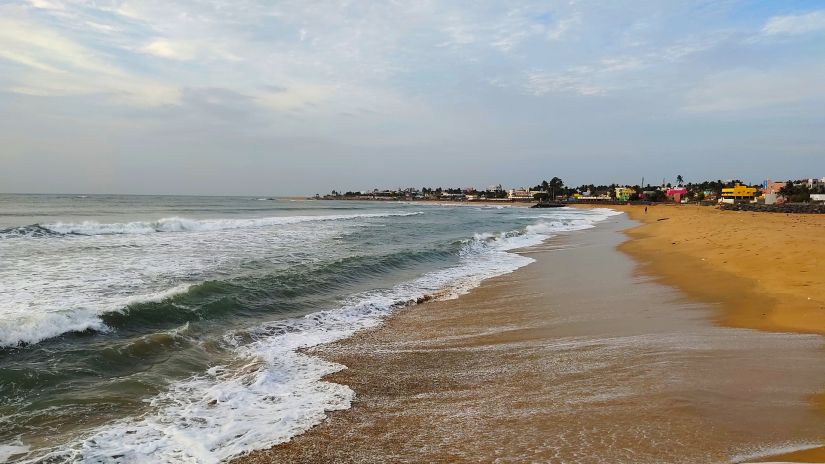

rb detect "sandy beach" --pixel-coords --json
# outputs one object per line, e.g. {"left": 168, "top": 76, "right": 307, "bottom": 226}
{"left": 236, "top": 212, "right": 825, "bottom": 463}
{"left": 605, "top": 204, "right": 825, "bottom": 336}
{"left": 588, "top": 204, "right": 825, "bottom": 462}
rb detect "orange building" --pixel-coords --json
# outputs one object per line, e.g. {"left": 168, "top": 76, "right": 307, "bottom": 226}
{"left": 762, "top": 180, "right": 785, "bottom": 195}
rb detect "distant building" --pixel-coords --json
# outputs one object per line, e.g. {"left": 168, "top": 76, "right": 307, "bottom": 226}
{"left": 762, "top": 180, "right": 785, "bottom": 195}
{"left": 528, "top": 189, "right": 547, "bottom": 199}
{"left": 721, "top": 183, "right": 757, "bottom": 204}
{"left": 507, "top": 188, "right": 533, "bottom": 201}
{"left": 665, "top": 187, "right": 687, "bottom": 203}
{"left": 811, "top": 194, "right": 825, "bottom": 203}
{"left": 573, "top": 194, "right": 612, "bottom": 202}
{"left": 615, "top": 187, "right": 635, "bottom": 202}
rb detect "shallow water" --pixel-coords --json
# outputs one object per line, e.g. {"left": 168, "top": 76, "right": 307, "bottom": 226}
{"left": 0, "top": 194, "right": 619, "bottom": 462}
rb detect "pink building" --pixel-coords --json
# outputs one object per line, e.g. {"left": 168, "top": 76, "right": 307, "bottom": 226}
{"left": 666, "top": 187, "right": 688, "bottom": 203}
{"left": 762, "top": 180, "right": 785, "bottom": 195}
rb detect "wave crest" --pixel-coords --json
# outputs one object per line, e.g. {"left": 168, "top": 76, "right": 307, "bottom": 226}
{"left": 1, "top": 212, "right": 422, "bottom": 237}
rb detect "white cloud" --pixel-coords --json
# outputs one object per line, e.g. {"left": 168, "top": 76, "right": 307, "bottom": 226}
{"left": 762, "top": 10, "right": 825, "bottom": 36}
{"left": 546, "top": 15, "right": 579, "bottom": 41}
{"left": 255, "top": 83, "right": 338, "bottom": 111}
{"left": 1, "top": 1, "right": 823, "bottom": 124}
{"left": 684, "top": 66, "right": 825, "bottom": 112}
{"left": 26, "top": 0, "right": 65, "bottom": 11}
{"left": 491, "top": 30, "right": 529, "bottom": 52}
{"left": 521, "top": 54, "right": 647, "bottom": 97}
{"left": 440, "top": 20, "right": 477, "bottom": 47}
{"left": 0, "top": 13, "right": 179, "bottom": 106}
{"left": 658, "top": 35, "right": 722, "bottom": 62}
{"left": 525, "top": 70, "right": 605, "bottom": 97}
{"left": 142, "top": 39, "right": 197, "bottom": 61}
{"left": 599, "top": 57, "right": 643, "bottom": 72}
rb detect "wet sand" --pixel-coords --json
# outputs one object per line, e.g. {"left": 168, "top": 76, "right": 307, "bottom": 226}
{"left": 236, "top": 214, "right": 825, "bottom": 463}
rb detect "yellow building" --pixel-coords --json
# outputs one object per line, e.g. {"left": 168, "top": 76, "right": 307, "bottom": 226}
{"left": 721, "top": 183, "right": 757, "bottom": 203}
{"left": 615, "top": 187, "right": 635, "bottom": 202}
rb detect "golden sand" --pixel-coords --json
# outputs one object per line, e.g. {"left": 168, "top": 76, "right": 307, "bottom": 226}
{"left": 597, "top": 204, "right": 825, "bottom": 336}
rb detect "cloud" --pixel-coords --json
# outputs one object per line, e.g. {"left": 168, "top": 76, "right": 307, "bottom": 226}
{"left": 27, "top": 0, "right": 65, "bottom": 11}
{"left": 0, "top": 10, "right": 179, "bottom": 106}
{"left": 142, "top": 39, "right": 197, "bottom": 60}
{"left": 2, "top": 0, "right": 825, "bottom": 195}
{"left": 525, "top": 70, "right": 605, "bottom": 97}
{"left": 684, "top": 65, "right": 825, "bottom": 112}
{"left": 546, "top": 14, "right": 579, "bottom": 40}
{"left": 439, "top": 19, "right": 477, "bottom": 47}
{"left": 255, "top": 83, "right": 338, "bottom": 111}
{"left": 658, "top": 34, "right": 724, "bottom": 61}
{"left": 762, "top": 10, "right": 825, "bottom": 36}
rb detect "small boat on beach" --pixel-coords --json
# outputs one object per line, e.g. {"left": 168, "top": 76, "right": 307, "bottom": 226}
{"left": 531, "top": 202, "right": 566, "bottom": 208}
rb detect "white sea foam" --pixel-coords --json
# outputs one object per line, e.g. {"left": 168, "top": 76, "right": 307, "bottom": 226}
{"left": 730, "top": 442, "right": 823, "bottom": 463}
{"left": 38, "top": 211, "right": 422, "bottom": 236}
{"left": 0, "top": 212, "right": 421, "bottom": 348}
{"left": 22, "top": 208, "right": 618, "bottom": 463}
{"left": 0, "top": 284, "right": 194, "bottom": 347}
{"left": 0, "top": 442, "right": 30, "bottom": 462}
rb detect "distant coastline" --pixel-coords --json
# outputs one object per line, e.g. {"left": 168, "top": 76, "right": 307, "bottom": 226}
{"left": 311, "top": 175, "right": 825, "bottom": 208}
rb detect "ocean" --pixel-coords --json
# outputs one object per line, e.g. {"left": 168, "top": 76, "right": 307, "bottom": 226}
{"left": 0, "top": 194, "right": 618, "bottom": 463}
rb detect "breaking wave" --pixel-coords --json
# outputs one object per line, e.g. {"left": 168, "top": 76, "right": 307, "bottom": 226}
{"left": 0, "top": 211, "right": 422, "bottom": 237}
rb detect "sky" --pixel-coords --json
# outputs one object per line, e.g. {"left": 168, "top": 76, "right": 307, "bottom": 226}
{"left": 0, "top": 0, "right": 824, "bottom": 195}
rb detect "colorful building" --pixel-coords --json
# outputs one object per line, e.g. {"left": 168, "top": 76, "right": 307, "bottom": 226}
{"left": 721, "top": 183, "right": 757, "bottom": 203}
{"left": 761, "top": 180, "right": 785, "bottom": 195}
{"left": 665, "top": 187, "right": 688, "bottom": 203}
{"left": 614, "top": 187, "right": 635, "bottom": 202}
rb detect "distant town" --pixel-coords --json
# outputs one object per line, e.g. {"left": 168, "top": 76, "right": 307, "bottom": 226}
{"left": 314, "top": 176, "right": 825, "bottom": 206}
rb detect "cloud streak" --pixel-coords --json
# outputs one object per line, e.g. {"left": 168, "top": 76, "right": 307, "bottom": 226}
{"left": 762, "top": 10, "right": 825, "bottom": 36}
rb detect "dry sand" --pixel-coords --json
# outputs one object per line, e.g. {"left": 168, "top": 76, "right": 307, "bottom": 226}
{"left": 236, "top": 213, "right": 825, "bottom": 464}
{"left": 603, "top": 204, "right": 825, "bottom": 336}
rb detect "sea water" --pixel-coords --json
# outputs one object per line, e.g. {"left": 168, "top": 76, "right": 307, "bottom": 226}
{"left": 0, "top": 194, "right": 618, "bottom": 462}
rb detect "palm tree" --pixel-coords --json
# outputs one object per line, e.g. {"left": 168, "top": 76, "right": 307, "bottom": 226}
{"left": 676, "top": 175, "right": 684, "bottom": 186}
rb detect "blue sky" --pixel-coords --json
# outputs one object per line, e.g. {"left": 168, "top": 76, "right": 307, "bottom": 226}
{"left": 1, "top": 0, "right": 823, "bottom": 194}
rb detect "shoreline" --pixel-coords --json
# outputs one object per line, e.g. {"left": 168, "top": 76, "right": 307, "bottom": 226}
{"left": 235, "top": 213, "right": 825, "bottom": 463}
{"left": 580, "top": 203, "right": 825, "bottom": 463}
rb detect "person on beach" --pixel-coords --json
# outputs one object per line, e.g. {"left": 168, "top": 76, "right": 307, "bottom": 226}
{"left": 645, "top": 206, "right": 648, "bottom": 214}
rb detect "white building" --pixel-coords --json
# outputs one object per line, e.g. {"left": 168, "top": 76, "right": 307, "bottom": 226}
{"left": 507, "top": 188, "right": 533, "bottom": 200}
